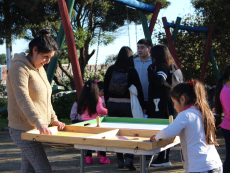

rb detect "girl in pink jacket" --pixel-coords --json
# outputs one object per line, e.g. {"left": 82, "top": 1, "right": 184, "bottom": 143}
{"left": 77, "top": 80, "right": 110, "bottom": 164}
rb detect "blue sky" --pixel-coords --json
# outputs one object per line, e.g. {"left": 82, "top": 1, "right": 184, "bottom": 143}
{"left": 0, "top": 0, "right": 195, "bottom": 65}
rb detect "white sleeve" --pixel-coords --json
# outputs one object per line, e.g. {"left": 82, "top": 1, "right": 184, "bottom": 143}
{"left": 155, "top": 112, "right": 189, "bottom": 141}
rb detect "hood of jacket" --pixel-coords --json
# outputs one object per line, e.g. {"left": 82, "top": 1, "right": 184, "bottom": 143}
{"left": 12, "top": 52, "right": 37, "bottom": 71}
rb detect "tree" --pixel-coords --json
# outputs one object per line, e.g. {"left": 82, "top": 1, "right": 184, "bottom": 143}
{"left": 70, "top": 0, "right": 170, "bottom": 78}
{"left": 0, "top": 54, "right": 6, "bottom": 65}
{"left": 191, "top": 0, "right": 230, "bottom": 83}
{"left": 155, "top": 14, "right": 218, "bottom": 85}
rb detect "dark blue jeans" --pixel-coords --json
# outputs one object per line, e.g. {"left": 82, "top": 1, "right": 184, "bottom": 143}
{"left": 221, "top": 127, "right": 230, "bottom": 173}
{"left": 107, "top": 102, "right": 132, "bottom": 118}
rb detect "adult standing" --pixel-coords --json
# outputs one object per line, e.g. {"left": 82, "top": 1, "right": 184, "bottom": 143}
{"left": 148, "top": 44, "right": 177, "bottom": 166}
{"left": 215, "top": 65, "right": 230, "bottom": 173}
{"left": 104, "top": 46, "right": 145, "bottom": 171}
{"left": 7, "top": 29, "right": 65, "bottom": 173}
{"left": 134, "top": 38, "right": 152, "bottom": 116}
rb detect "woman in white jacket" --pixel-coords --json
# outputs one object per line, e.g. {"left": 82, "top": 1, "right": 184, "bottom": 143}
{"left": 150, "top": 80, "right": 222, "bottom": 173}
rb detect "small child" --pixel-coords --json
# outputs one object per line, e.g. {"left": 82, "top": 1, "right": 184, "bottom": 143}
{"left": 77, "top": 80, "right": 110, "bottom": 164}
{"left": 70, "top": 98, "right": 82, "bottom": 124}
{"left": 150, "top": 80, "right": 222, "bottom": 172}
{"left": 97, "top": 81, "right": 105, "bottom": 108}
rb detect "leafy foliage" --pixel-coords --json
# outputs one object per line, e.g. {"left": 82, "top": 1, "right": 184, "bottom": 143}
{"left": 52, "top": 93, "right": 76, "bottom": 119}
{"left": 83, "top": 67, "right": 106, "bottom": 83}
{"left": 0, "top": 54, "right": 6, "bottom": 65}
{"left": 156, "top": 14, "right": 218, "bottom": 85}
{"left": 191, "top": 0, "right": 230, "bottom": 84}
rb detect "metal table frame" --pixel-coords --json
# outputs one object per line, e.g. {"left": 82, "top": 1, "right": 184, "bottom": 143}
{"left": 75, "top": 140, "right": 180, "bottom": 173}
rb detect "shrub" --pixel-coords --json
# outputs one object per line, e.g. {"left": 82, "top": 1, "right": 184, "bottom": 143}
{"left": 52, "top": 92, "right": 76, "bottom": 120}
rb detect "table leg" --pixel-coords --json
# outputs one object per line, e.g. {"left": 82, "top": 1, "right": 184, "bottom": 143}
{"left": 80, "top": 149, "right": 84, "bottom": 173}
{"left": 140, "top": 155, "right": 146, "bottom": 173}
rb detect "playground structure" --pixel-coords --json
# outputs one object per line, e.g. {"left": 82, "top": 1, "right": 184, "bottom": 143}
{"left": 1, "top": 0, "right": 221, "bottom": 117}
{"left": 162, "top": 17, "right": 220, "bottom": 82}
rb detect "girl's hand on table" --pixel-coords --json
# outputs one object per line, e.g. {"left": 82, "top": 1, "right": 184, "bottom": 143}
{"left": 52, "top": 121, "right": 65, "bottom": 130}
{"left": 38, "top": 124, "right": 52, "bottom": 135}
{"left": 150, "top": 135, "right": 156, "bottom": 142}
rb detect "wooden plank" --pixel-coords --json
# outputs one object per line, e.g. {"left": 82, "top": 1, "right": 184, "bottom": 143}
{"left": 88, "top": 129, "right": 120, "bottom": 139}
{"left": 119, "top": 129, "right": 159, "bottom": 137}
{"left": 21, "top": 131, "right": 154, "bottom": 150}
{"left": 63, "top": 125, "right": 117, "bottom": 134}
{"left": 152, "top": 136, "right": 180, "bottom": 149}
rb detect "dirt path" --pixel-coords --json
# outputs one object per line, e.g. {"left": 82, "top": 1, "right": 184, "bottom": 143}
{"left": 0, "top": 129, "right": 225, "bottom": 173}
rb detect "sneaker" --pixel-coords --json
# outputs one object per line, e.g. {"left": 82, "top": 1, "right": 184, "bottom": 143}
{"left": 86, "top": 156, "right": 94, "bottom": 164}
{"left": 151, "top": 158, "right": 172, "bottom": 167}
{"left": 100, "top": 156, "right": 110, "bottom": 164}
{"left": 124, "top": 158, "right": 136, "bottom": 171}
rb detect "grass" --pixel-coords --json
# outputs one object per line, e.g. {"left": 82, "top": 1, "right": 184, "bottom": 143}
{"left": 0, "top": 118, "right": 8, "bottom": 130}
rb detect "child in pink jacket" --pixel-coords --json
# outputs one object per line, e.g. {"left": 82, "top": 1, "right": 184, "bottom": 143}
{"left": 77, "top": 80, "right": 109, "bottom": 164}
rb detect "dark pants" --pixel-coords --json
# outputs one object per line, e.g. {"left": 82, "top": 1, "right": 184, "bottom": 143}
{"left": 107, "top": 102, "right": 133, "bottom": 117}
{"left": 221, "top": 127, "right": 230, "bottom": 173}
{"left": 86, "top": 150, "right": 106, "bottom": 157}
{"left": 144, "top": 101, "right": 150, "bottom": 116}
{"left": 107, "top": 101, "right": 134, "bottom": 160}
{"left": 156, "top": 148, "right": 170, "bottom": 161}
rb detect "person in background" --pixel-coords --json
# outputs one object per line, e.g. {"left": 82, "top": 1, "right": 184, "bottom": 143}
{"left": 97, "top": 81, "right": 106, "bottom": 108}
{"left": 7, "top": 29, "right": 65, "bottom": 173}
{"left": 214, "top": 65, "right": 230, "bottom": 173}
{"left": 134, "top": 38, "right": 152, "bottom": 116}
{"left": 104, "top": 46, "right": 145, "bottom": 171}
{"left": 77, "top": 80, "right": 110, "bottom": 164}
{"left": 148, "top": 44, "right": 177, "bottom": 166}
{"left": 151, "top": 80, "right": 222, "bottom": 173}
{"left": 207, "top": 87, "right": 215, "bottom": 110}
{"left": 70, "top": 97, "right": 82, "bottom": 124}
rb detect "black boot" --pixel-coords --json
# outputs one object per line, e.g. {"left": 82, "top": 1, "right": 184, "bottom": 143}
{"left": 124, "top": 158, "right": 136, "bottom": 171}
{"left": 118, "top": 159, "right": 124, "bottom": 168}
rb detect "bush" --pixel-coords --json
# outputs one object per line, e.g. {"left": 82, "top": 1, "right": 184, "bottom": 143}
{"left": 52, "top": 92, "right": 76, "bottom": 120}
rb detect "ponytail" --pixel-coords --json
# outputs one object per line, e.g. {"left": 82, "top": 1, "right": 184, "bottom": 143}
{"left": 171, "top": 80, "right": 218, "bottom": 146}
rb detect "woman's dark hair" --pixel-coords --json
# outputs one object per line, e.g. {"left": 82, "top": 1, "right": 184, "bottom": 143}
{"left": 215, "top": 65, "right": 230, "bottom": 116}
{"left": 77, "top": 80, "right": 99, "bottom": 117}
{"left": 114, "top": 46, "right": 134, "bottom": 72}
{"left": 28, "top": 29, "right": 59, "bottom": 56}
{"left": 171, "top": 80, "right": 218, "bottom": 146}
{"left": 151, "top": 44, "right": 176, "bottom": 68}
{"left": 97, "top": 81, "right": 104, "bottom": 91}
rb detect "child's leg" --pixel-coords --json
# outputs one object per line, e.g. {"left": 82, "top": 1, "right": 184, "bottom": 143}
{"left": 85, "top": 150, "right": 93, "bottom": 157}
{"left": 100, "top": 151, "right": 106, "bottom": 157}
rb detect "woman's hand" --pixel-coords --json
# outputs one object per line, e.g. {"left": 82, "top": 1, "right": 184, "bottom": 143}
{"left": 52, "top": 121, "right": 65, "bottom": 130}
{"left": 38, "top": 124, "right": 52, "bottom": 135}
{"left": 142, "top": 109, "right": 146, "bottom": 114}
{"left": 150, "top": 135, "right": 156, "bottom": 142}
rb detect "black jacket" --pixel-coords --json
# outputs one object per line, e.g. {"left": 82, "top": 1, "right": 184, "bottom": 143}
{"left": 148, "top": 64, "right": 177, "bottom": 119}
{"left": 104, "top": 65, "right": 145, "bottom": 110}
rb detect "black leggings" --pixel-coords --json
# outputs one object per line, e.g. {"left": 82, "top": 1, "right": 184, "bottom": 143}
{"left": 86, "top": 150, "right": 106, "bottom": 157}
{"left": 221, "top": 127, "right": 230, "bottom": 173}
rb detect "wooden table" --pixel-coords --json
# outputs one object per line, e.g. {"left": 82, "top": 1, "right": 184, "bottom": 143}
{"left": 21, "top": 117, "right": 180, "bottom": 173}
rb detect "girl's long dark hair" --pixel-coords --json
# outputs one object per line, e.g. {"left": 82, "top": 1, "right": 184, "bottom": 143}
{"left": 171, "top": 80, "right": 218, "bottom": 146}
{"left": 114, "top": 46, "right": 134, "bottom": 72}
{"left": 215, "top": 65, "right": 230, "bottom": 116}
{"left": 77, "top": 80, "right": 99, "bottom": 117}
{"left": 151, "top": 44, "right": 176, "bottom": 68}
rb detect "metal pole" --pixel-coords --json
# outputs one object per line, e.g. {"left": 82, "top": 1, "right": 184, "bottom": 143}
{"left": 140, "top": 155, "right": 146, "bottom": 173}
{"left": 80, "top": 149, "right": 84, "bottom": 173}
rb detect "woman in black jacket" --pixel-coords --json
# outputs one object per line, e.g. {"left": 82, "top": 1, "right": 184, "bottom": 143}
{"left": 104, "top": 46, "right": 145, "bottom": 171}
{"left": 148, "top": 44, "right": 177, "bottom": 167}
